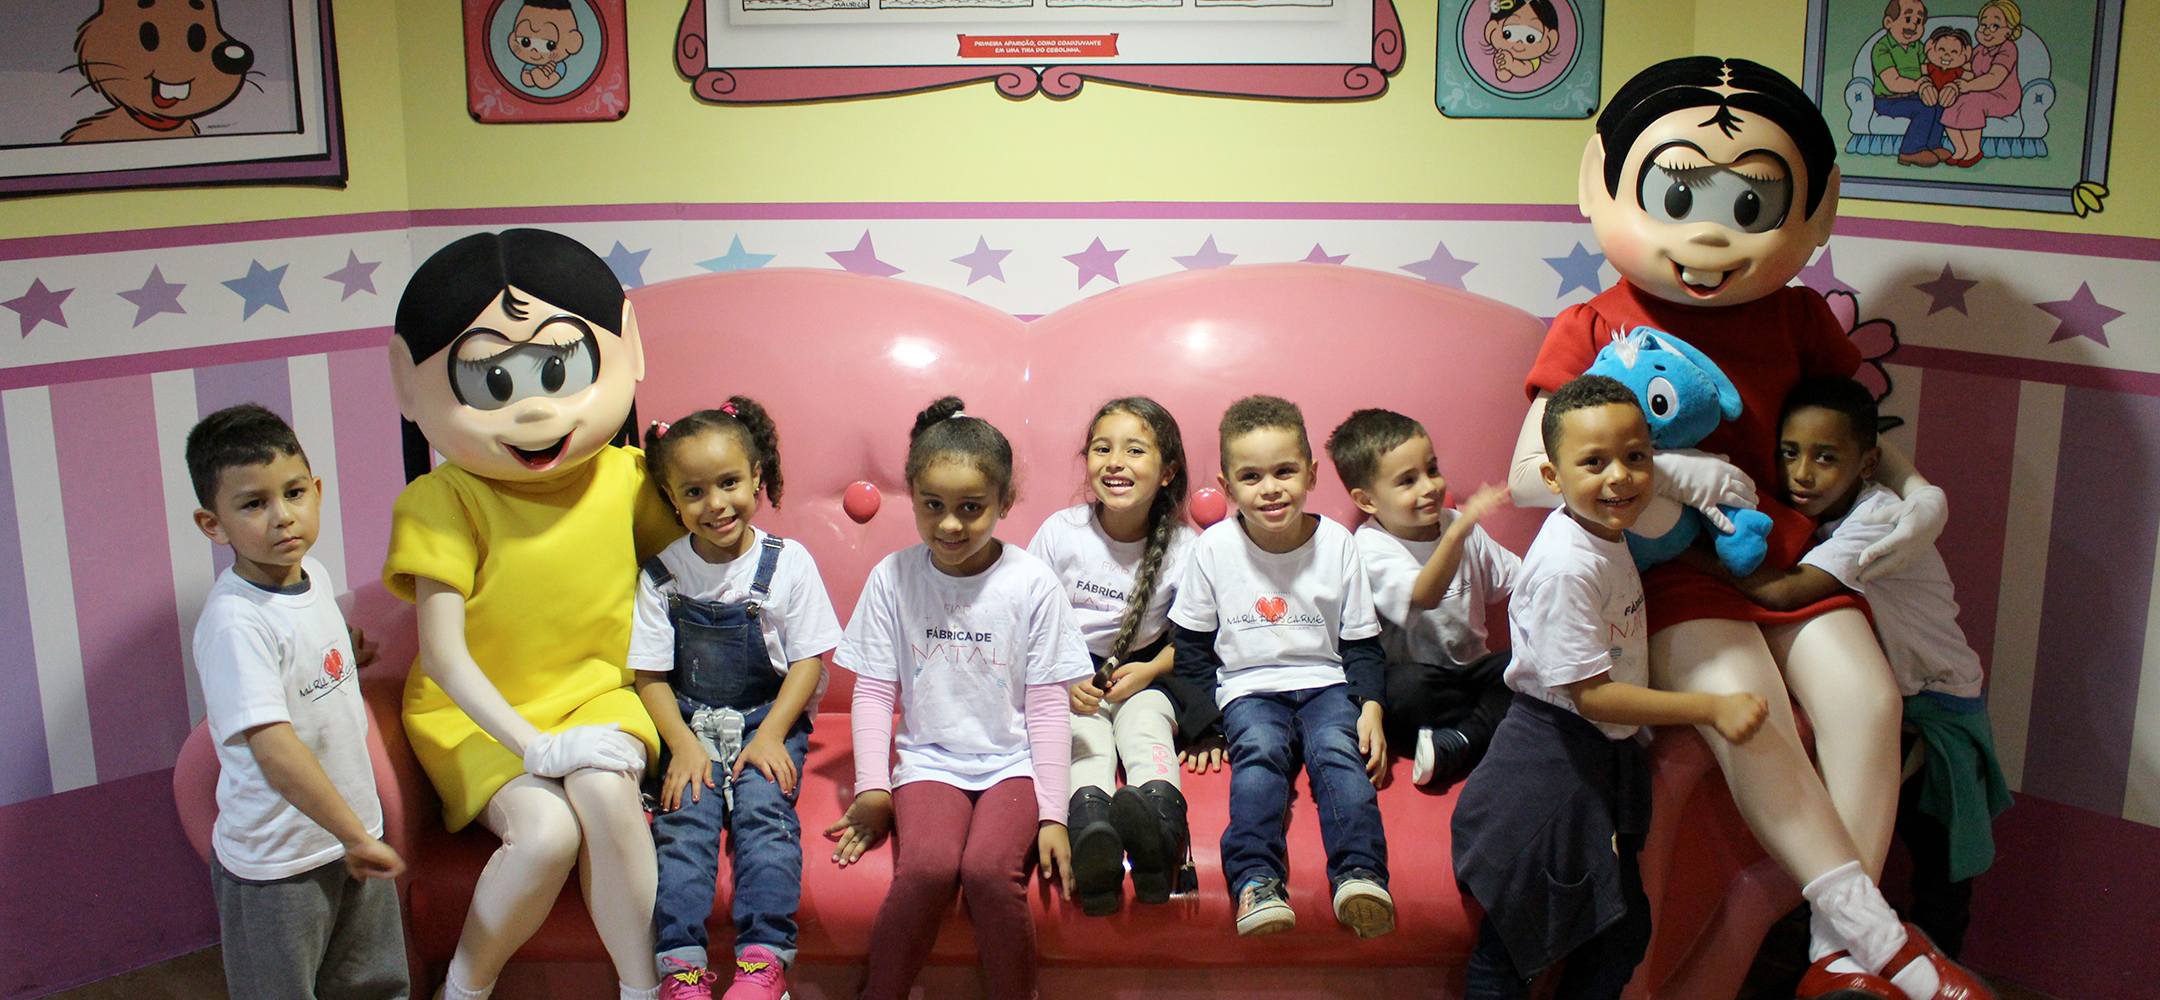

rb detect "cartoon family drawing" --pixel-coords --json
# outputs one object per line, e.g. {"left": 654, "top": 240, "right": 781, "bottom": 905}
{"left": 1863, "top": 0, "right": 2028, "bottom": 167}
{"left": 63, "top": 0, "right": 257, "bottom": 143}
{"left": 508, "top": 0, "right": 584, "bottom": 92}
{"left": 1484, "top": 0, "right": 1562, "bottom": 83}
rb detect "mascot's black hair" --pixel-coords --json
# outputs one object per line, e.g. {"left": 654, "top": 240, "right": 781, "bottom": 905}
{"left": 1596, "top": 57, "right": 1838, "bottom": 219}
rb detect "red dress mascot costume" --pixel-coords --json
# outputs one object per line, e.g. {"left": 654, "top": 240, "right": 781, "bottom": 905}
{"left": 1508, "top": 59, "right": 1990, "bottom": 1000}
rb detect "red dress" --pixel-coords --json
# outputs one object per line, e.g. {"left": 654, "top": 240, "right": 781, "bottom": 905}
{"left": 1526, "top": 281, "right": 1867, "bottom": 633}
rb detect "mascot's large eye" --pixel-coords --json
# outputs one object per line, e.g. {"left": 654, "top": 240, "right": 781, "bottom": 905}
{"left": 1663, "top": 180, "right": 1693, "bottom": 221}
{"left": 449, "top": 323, "right": 601, "bottom": 411}
{"left": 1640, "top": 161, "right": 1793, "bottom": 233}
{"left": 1643, "top": 377, "right": 1678, "bottom": 420}
{"left": 484, "top": 366, "right": 514, "bottom": 402}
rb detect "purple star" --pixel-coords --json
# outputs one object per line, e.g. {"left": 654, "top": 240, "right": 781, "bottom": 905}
{"left": 323, "top": 251, "right": 381, "bottom": 301}
{"left": 118, "top": 266, "right": 186, "bottom": 327}
{"left": 602, "top": 241, "right": 651, "bottom": 288}
{"left": 3, "top": 278, "right": 72, "bottom": 337}
{"left": 1173, "top": 236, "right": 1237, "bottom": 270}
{"left": 1401, "top": 242, "right": 1477, "bottom": 288}
{"left": 2037, "top": 282, "right": 2124, "bottom": 346}
{"left": 1797, "top": 247, "right": 1858, "bottom": 297}
{"left": 1064, "top": 238, "right": 1128, "bottom": 289}
{"left": 828, "top": 232, "right": 902, "bottom": 277}
{"left": 951, "top": 237, "right": 1012, "bottom": 285}
{"left": 1912, "top": 264, "right": 1979, "bottom": 316}
{"left": 221, "top": 260, "right": 290, "bottom": 320}
{"left": 1302, "top": 244, "right": 1349, "bottom": 265}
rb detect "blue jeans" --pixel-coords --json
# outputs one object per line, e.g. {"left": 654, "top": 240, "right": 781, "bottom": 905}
{"left": 1219, "top": 684, "right": 1388, "bottom": 893}
{"left": 651, "top": 719, "right": 809, "bottom": 969}
{"left": 1875, "top": 94, "right": 1947, "bottom": 155}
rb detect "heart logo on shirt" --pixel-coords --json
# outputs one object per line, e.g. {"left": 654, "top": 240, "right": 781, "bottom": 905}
{"left": 323, "top": 648, "right": 346, "bottom": 681}
{"left": 1255, "top": 597, "right": 1288, "bottom": 623}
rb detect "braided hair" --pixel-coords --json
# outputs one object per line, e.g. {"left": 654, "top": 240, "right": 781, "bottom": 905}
{"left": 1090, "top": 397, "right": 1190, "bottom": 667}
{"left": 643, "top": 395, "right": 784, "bottom": 509}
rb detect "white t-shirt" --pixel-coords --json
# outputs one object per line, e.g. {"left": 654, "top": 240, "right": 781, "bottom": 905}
{"left": 1168, "top": 514, "right": 1382, "bottom": 707}
{"left": 193, "top": 558, "right": 382, "bottom": 880}
{"left": 629, "top": 530, "right": 844, "bottom": 680}
{"left": 1027, "top": 504, "right": 1198, "bottom": 660}
{"left": 1355, "top": 513, "right": 1520, "bottom": 669}
{"left": 1802, "top": 484, "right": 1985, "bottom": 699}
{"left": 836, "top": 543, "right": 1093, "bottom": 790}
{"left": 1506, "top": 509, "right": 1649, "bottom": 740}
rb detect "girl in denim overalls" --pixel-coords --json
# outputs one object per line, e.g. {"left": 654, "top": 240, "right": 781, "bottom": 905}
{"left": 630, "top": 399, "right": 842, "bottom": 1000}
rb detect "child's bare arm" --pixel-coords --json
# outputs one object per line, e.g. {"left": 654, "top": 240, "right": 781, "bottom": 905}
{"left": 736, "top": 654, "right": 825, "bottom": 793}
{"left": 1676, "top": 547, "right": 1849, "bottom": 612}
{"left": 1408, "top": 483, "right": 1510, "bottom": 611}
{"left": 245, "top": 722, "right": 406, "bottom": 880}
{"left": 634, "top": 671, "right": 712, "bottom": 811}
{"left": 1566, "top": 674, "right": 1767, "bottom": 744}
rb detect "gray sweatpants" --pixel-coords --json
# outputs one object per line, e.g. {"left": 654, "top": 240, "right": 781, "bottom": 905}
{"left": 213, "top": 857, "right": 409, "bottom": 1000}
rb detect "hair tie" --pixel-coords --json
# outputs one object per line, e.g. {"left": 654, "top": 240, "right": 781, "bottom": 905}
{"left": 720, "top": 401, "right": 738, "bottom": 417}
{"left": 949, "top": 410, "right": 968, "bottom": 421}
{"left": 650, "top": 419, "right": 671, "bottom": 437}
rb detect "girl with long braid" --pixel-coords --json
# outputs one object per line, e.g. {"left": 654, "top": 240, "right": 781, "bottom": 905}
{"left": 1027, "top": 398, "right": 1201, "bottom": 917}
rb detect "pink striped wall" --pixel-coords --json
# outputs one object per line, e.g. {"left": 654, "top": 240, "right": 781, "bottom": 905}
{"left": 1911, "top": 370, "right": 2020, "bottom": 672}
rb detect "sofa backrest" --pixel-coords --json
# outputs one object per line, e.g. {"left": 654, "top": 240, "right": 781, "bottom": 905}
{"left": 629, "top": 264, "right": 1548, "bottom": 710}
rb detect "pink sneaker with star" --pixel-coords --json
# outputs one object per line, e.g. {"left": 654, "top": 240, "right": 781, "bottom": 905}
{"left": 720, "top": 945, "right": 790, "bottom": 1000}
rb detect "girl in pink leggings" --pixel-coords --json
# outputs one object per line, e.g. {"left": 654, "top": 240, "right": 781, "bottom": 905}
{"left": 825, "top": 395, "right": 1094, "bottom": 1000}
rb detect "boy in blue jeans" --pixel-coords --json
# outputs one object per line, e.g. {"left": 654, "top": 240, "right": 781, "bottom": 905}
{"left": 187, "top": 404, "right": 409, "bottom": 1000}
{"left": 1170, "top": 395, "right": 1394, "bottom": 939}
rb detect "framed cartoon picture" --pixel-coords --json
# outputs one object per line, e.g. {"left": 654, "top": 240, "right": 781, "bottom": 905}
{"left": 1435, "top": 0, "right": 1602, "bottom": 118}
{"left": 466, "top": 0, "right": 629, "bottom": 123}
{"left": 1802, "top": 0, "right": 2121, "bottom": 215}
{"left": 0, "top": 0, "right": 345, "bottom": 197}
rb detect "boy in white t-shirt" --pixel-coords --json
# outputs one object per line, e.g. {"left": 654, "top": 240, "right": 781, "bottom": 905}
{"left": 1452, "top": 376, "right": 1765, "bottom": 1000}
{"left": 1168, "top": 395, "right": 1394, "bottom": 939}
{"left": 1688, "top": 376, "right": 2011, "bottom": 959}
{"left": 186, "top": 404, "right": 408, "bottom": 1000}
{"left": 1326, "top": 408, "right": 1520, "bottom": 787}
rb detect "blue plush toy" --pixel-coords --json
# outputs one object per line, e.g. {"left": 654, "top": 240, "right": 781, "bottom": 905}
{"left": 1584, "top": 326, "right": 1772, "bottom": 576}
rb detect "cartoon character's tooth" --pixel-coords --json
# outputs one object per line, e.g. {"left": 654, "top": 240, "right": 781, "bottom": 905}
{"left": 158, "top": 80, "right": 191, "bottom": 101}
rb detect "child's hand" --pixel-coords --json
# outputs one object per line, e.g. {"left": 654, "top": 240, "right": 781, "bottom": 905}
{"left": 1181, "top": 734, "right": 1227, "bottom": 773}
{"left": 1455, "top": 483, "right": 1511, "bottom": 526}
{"left": 659, "top": 742, "right": 715, "bottom": 812}
{"left": 1941, "top": 81, "right": 1962, "bottom": 105}
{"left": 1069, "top": 678, "right": 1105, "bottom": 716}
{"left": 343, "top": 835, "right": 406, "bottom": 881}
{"left": 348, "top": 626, "right": 380, "bottom": 669}
{"left": 733, "top": 732, "right": 798, "bottom": 795}
{"left": 1103, "top": 660, "right": 1167, "bottom": 704}
{"left": 824, "top": 790, "right": 893, "bottom": 866}
{"left": 1357, "top": 701, "right": 1388, "bottom": 787}
{"left": 1712, "top": 693, "right": 1769, "bottom": 745}
{"left": 1037, "top": 822, "right": 1073, "bottom": 899}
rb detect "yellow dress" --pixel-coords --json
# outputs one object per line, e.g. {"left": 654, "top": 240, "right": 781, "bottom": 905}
{"left": 385, "top": 446, "right": 682, "bottom": 831}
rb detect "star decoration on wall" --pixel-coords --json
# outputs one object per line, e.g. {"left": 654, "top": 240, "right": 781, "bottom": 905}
{"left": 323, "top": 251, "right": 380, "bottom": 300}
{"left": 1400, "top": 242, "right": 1476, "bottom": 288}
{"left": 1545, "top": 242, "right": 1607, "bottom": 298}
{"left": 222, "top": 260, "right": 289, "bottom": 320}
{"left": 1173, "top": 236, "right": 1237, "bottom": 270}
{"left": 698, "top": 236, "right": 776, "bottom": 273}
{"left": 602, "top": 242, "right": 651, "bottom": 288}
{"left": 951, "top": 237, "right": 1012, "bottom": 285}
{"left": 3, "top": 278, "right": 72, "bottom": 337}
{"left": 2037, "top": 282, "right": 2123, "bottom": 346}
{"left": 828, "top": 232, "right": 903, "bottom": 277}
{"left": 1912, "top": 264, "right": 1979, "bottom": 315}
{"left": 1302, "top": 245, "right": 1350, "bottom": 265}
{"left": 1797, "top": 247, "right": 1859, "bottom": 297}
{"left": 1064, "top": 238, "right": 1128, "bottom": 289}
{"left": 118, "top": 266, "right": 186, "bottom": 327}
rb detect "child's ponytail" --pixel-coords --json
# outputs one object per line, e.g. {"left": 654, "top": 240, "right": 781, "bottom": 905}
{"left": 905, "top": 396, "right": 1015, "bottom": 504}
{"left": 723, "top": 395, "right": 784, "bottom": 508}
{"left": 1092, "top": 397, "right": 1190, "bottom": 666}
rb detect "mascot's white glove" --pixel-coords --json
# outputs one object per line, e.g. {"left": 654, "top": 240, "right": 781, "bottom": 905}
{"left": 1652, "top": 449, "right": 1758, "bottom": 534}
{"left": 524, "top": 723, "right": 644, "bottom": 778}
{"left": 1855, "top": 484, "right": 1948, "bottom": 583}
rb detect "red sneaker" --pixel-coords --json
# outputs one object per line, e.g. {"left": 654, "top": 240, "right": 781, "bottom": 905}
{"left": 1882, "top": 923, "right": 1998, "bottom": 1000}
{"left": 1797, "top": 952, "right": 1911, "bottom": 1000}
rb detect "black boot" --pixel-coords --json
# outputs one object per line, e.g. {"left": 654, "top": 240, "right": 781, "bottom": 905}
{"left": 1068, "top": 787, "right": 1124, "bottom": 916}
{"left": 1115, "top": 780, "right": 1191, "bottom": 904}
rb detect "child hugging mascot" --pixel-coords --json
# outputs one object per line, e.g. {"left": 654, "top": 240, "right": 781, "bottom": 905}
{"left": 1508, "top": 59, "right": 1991, "bottom": 1000}
{"left": 385, "top": 229, "right": 682, "bottom": 1000}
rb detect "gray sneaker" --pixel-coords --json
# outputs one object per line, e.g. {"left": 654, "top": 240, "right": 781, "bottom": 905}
{"left": 1234, "top": 876, "right": 1296, "bottom": 936}
{"left": 1331, "top": 871, "right": 1395, "bottom": 938}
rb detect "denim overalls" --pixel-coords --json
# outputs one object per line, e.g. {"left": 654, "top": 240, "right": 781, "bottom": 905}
{"left": 648, "top": 534, "right": 810, "bottom": 971}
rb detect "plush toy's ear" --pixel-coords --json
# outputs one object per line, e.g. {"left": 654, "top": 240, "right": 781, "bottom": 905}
{"left": 1639, "top": 328, "right": 1743, "bottom": 420}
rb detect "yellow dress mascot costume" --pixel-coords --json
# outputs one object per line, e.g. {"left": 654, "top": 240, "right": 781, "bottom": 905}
{"left": 385, "top": 229, "right": 681, "bottom": 1000}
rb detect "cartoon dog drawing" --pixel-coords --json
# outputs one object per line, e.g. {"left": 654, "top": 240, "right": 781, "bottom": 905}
{"left": 509, "top": 0, "right": 584, "bottom": 91}
{"left": 64, "top": 0, "right": 256, "bottom": 143}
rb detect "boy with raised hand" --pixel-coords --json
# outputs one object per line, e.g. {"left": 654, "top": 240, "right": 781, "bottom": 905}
{"left": 188, "top": 403, "right": 409, "bottom": 1000}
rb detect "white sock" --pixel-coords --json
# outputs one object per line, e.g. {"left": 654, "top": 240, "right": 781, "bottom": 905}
{"left": 1800, "top": 861, "right": 1907, "bottom": 972}
{"left": 441, "top": 972, "right": 495, "bottom": 1000}
{"left": 620, "top": 982, "right": 661, "bottom": 1000}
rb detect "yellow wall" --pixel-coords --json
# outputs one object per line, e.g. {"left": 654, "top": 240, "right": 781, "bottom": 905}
{"left": 1, "top": 0, "right": 2152, "bottom": 240}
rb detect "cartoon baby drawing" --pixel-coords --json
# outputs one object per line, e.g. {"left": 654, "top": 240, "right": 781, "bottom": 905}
{"left": 64, "top": 0, "right": 256, "bottom": 143}
{"left": 510, "top": 0, "right": 584, "bottom": 91}
{"left": 1485, "top": 0, "right": 1560, "bottom": 83}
